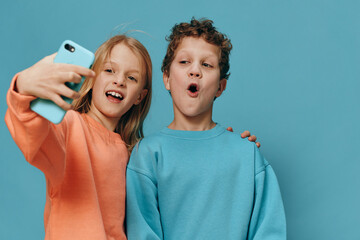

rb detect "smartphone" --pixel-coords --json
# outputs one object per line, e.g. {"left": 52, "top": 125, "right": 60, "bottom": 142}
{"left": 30, "top": 40, "right": 95, "bottom": 124}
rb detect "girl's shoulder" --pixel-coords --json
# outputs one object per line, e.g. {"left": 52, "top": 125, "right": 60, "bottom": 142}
{"left": 59, "top": 110, "right": 84, "bottom": 126}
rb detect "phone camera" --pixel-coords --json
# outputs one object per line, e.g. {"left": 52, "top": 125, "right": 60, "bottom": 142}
{"left": 65, "top": 43, "right": 75, "bottom": 52}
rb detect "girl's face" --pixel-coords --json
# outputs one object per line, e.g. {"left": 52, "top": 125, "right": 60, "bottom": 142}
{"left": 88, "top": 43, "right": 148, "bottom": 130}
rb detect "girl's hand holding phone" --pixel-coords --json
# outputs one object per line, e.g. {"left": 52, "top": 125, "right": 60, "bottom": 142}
{"left": 16, "top": 53, "right": 95, "bottom": 111}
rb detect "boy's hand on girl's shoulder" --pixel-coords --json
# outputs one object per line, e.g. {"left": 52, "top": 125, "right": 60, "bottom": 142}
{"left": 16, "top": 53, "right": 95, "bottom": 111}
{"left": 226, "top": 127, "right": 261, "bottom": 148}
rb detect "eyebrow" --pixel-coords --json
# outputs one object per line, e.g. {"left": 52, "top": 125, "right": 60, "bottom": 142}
{"left": 104, "top": 61, "right": 141, "bottom": 74}
{"left": 176, "top": 50, "right": 219, "bottom": 59}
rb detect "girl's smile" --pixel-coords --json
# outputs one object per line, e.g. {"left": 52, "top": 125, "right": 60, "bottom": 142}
{"left": 105, "top": 90, "right": 124, "bottom": 103}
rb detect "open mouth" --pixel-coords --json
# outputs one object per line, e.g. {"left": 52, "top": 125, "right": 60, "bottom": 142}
{"left": 106, "top": 91, "right": 124, "bottom": 101}
{"left": 187, "top": 83, "right": 199, "bottom": 93}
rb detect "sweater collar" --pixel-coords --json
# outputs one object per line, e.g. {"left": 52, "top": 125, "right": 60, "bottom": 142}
{"left": 160, "top": 124, "right": 225, "bottom": 140}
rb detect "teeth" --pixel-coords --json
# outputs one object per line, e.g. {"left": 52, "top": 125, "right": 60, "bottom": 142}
{"left": 107, "top": 91, "right": 123, "bottom": 99}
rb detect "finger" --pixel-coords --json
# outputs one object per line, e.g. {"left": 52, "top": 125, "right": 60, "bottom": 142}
{"left": 68, "top": 72, "right": 82, "bottom": 84}
{"left": 57, "top": 63, "right": 95, "bottom": 78}
{"left": 248, "top": 135, "right": 257, "bottom": 142}
{"left": 51, "top": 94, "right": 73, "bottom": 111}
{"left": 42, "top": 53, "right": 57, "bottom": 63}
{"left": 226, "top": 127, "right": 233, "bottom": 132}
{"left": 57, "top": 71, "right": 82, "bottom": 84}
{"left": 256, "top": 142, "right": 261, "bottom": 148}
{"left": 241, "top": 130, "right": 250, "bottom": 138}
{"left": 56, "top": 84, "right": 80, "bottom": 100}
{"left": 48, "top": 52, "right": 57, "bottom": 60}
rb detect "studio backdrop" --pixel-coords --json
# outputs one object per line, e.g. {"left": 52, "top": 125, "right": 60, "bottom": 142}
{"left": 1, "top": 0, "right": 359, "bottom": 239}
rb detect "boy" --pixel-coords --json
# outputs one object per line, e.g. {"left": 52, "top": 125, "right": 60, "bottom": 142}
{"left": 126, "top": 18, "right": 286, "bottom": 239}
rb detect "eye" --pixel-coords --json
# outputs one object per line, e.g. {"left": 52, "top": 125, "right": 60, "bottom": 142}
{"left": 179, "top": 60, "right": 189, "bottom": 64}
{"left": 202, "top": 62, "right": 213, "bottom": 68}
{"left": 128, "top": 76, "right": 138, "bottom": 82}
{"left": 104, "top": 68, "right": 114, "bottom": 73}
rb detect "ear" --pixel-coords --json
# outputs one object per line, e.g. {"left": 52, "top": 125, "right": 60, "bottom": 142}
{"left": 134, "top": 89, "right": 148, "bottom": 105}
{"left": 163, "top": 72, "right": 171, "bottom": 91}
{"left": 215, "top": 78, "right": 227, "bottom": 98}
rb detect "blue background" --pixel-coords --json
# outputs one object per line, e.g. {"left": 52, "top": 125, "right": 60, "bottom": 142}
{"left": 1, "top": 0, "right": 359, "bottom": 239}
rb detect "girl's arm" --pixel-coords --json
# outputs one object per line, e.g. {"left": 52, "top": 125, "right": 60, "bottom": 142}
{"left": 227, "top": 127, "right": 261, "bottom": 148}
{"left": 5, "top": 54, "right": 94, "bottom": 186}
{"left": 6, "top": 75, "right": 67, "bottom": 185}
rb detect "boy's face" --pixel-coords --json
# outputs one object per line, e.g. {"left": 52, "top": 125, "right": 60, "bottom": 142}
{"left": 163, "top": 37, "right": 226, "bottom": 120}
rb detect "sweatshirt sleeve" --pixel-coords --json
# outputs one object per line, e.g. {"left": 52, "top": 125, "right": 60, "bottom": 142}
{"left": 5, "top": 75, "right": 67, "bottom": 186}
{"left": 126, "top": 143, "right": 163, "bottom": 240}
{"left": 248, "top": 146, "right": 287, "bottom": 239}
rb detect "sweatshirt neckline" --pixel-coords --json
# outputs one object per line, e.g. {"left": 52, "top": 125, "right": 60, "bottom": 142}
{"left": 82, "top": 113, "right": 123, "bottom": 140}
{"left": 160, "top": 124, "right": 225, "bottom": 140}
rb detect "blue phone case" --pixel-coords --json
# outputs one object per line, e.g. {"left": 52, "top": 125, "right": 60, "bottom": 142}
{"left": 30, "top": 40, "right": 95, "bottom": 124}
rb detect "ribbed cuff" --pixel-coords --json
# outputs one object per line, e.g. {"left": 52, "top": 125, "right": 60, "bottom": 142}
{"left": 6, "top": 73, "right": 38, "bottom": 121}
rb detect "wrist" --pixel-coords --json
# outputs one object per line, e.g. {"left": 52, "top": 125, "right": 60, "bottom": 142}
{"left": 16, "top": 70, "right": 29, "bottom": 95}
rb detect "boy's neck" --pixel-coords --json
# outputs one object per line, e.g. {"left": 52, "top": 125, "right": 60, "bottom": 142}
{"left": 168, "top": 109, "right": 216, "bottom": 131}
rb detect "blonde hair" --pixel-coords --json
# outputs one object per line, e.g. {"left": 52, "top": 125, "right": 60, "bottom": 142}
{"left": 72, "top": 35, "right": 152, "bottom": 152}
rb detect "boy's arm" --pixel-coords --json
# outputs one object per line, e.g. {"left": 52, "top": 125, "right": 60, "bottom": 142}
{"left": 126, "top": 147, "right": 163, "bottom": 240}
{"left": 248, "top": 146, "right": 286, "bottom": 239}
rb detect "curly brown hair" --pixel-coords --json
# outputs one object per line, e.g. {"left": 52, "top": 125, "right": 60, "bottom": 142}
{"left": 161, "top": 18, "right": 232, "bottom": 80}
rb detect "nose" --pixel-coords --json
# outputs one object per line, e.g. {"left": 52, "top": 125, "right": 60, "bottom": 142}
{"left": 188, "top": 63, "right": 202, "bottom": 78}
{"left": 113, "top": 75, "right": 126, "bottom": 87}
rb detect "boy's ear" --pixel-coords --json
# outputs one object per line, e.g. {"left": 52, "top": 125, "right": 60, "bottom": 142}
{"left": 134, "top": 89, "right": 148, "bottom": 105}
{"left": 215, "top": 78, "right": 227, "bottom": 98}
{"left": 163, "top": 72, "right": 171, "bottom": 91}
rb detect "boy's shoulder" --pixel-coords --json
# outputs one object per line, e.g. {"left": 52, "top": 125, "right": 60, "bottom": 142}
{"left": 131, "top": 129, "right": 167, "bottom": 157}
{"left": 221, "top": 129, "right": 270, "bottom": 174}
{"left": 138, "top": 125, "right": 254, "bottom": 146}
{"left": 128, "top": 130, "right": 166, "bottom": 178}
{"left": 221, "top": 128, "right": 256, "bottom": 148}
{"left": 135, "top": 125, "right": 259, "bottom": 155}
{"left": 137, "top": 129, "right": 165, "bottom": 146}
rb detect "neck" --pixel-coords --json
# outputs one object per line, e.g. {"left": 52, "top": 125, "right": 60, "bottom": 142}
{"left": 87, "top": 110, "right": 119, "bottom": 132}
{"left": 168, "top": 107, "right": 216, "bottom": 131}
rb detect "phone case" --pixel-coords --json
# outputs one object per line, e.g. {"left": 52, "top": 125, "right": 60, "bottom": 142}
{"left": 30, "top": 40, "right": 95, "bottom": 124}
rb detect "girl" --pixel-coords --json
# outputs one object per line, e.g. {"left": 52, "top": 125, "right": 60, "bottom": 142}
{"left": 5, "top": 35, "right": 152, "bottom": 240}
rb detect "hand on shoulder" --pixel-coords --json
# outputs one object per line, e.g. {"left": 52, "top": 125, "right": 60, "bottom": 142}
{"left": 226, "top": 127, "right": 261, "bottom": 148}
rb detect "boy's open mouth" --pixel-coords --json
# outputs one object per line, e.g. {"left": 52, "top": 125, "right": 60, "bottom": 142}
{"left": 187, "top": 83, "right": 199, "bottom": 93}
{"left": 106, "top": 91, "right": 124, "bottom": 101}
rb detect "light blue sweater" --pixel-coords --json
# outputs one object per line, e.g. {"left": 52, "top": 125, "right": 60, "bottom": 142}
{"left": 126, "top": 125, "right": 286, "bottom": 239}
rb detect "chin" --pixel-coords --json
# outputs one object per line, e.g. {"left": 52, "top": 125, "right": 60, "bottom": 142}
{"left": 100, "top": 110, "right": 123, "bottom": 119}
{"left": 173, "top": 100, "right": 213, "bottom": 118}
{"left": 180, "top": 109, "right": 207, "bottom": 118}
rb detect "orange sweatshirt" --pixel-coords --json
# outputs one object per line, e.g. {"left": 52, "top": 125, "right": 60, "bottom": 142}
{"left": 5, "top": 76, "right": 128, "bottom": 240}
